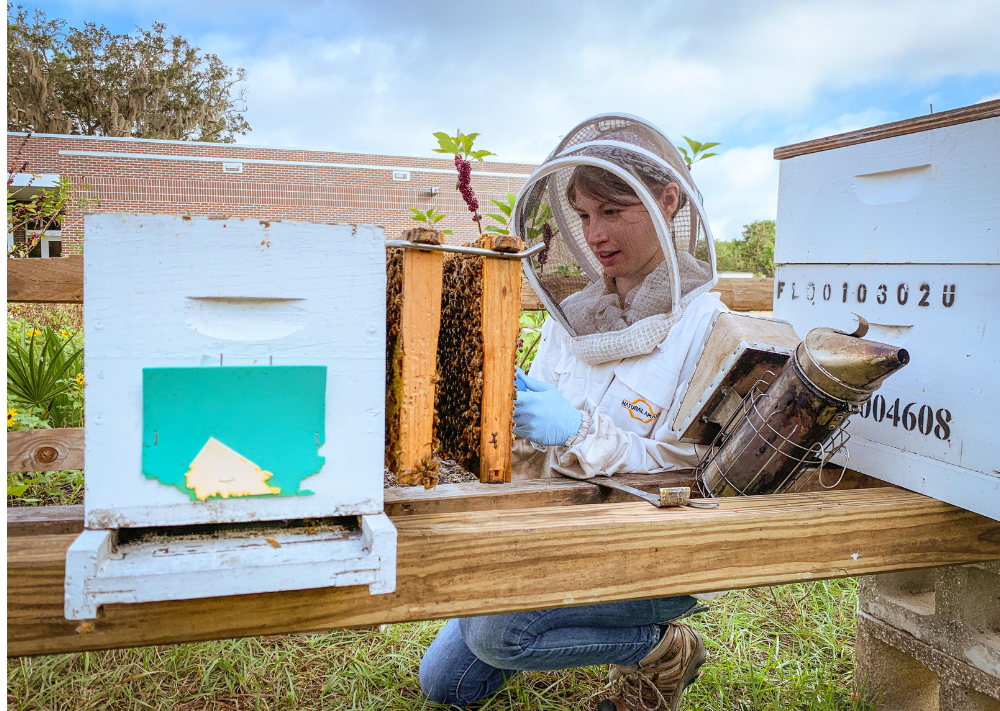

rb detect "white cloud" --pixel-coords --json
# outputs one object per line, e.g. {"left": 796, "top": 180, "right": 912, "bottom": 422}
{"left": 186, "top": 0, "right": 1000, "bottom": 240}
{"left": 693, "top": 146, "right": 780, "bottom": 243}
{"left": 211, "top": 0, "right": 1000, "bottom": 164}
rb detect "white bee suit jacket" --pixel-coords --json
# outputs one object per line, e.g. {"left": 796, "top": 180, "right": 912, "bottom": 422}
{"left": 513, "top": 291, "right": 728, "bottom": 481}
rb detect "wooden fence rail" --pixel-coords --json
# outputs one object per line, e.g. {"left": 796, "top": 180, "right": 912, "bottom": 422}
{"left": 7, "top": 255, "right": 774, "bottom": 312}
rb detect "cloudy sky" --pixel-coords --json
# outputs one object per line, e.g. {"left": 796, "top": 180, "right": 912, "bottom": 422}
{"left": 25, "top": 0, "right": 1000, "bottom": 241}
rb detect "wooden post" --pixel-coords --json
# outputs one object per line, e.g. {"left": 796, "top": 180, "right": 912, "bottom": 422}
{"left": 479, "top": 254, "right": 522, "bottom": 483}
{"left": 396, "top": 230, "right": 445, "bottom": 483}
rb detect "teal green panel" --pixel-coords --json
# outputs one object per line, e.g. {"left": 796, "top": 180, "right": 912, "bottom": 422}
{"left": 142, "top": 366, "right": 326, "bottom": 500}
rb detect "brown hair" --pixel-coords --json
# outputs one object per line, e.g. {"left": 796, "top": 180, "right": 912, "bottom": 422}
{"left": 566, "top": 165, "right": 686, "bottom": 217}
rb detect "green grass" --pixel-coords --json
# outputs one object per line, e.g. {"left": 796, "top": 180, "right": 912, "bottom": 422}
{"left": 7, "top": 470, "right": 84, "bottom": 506}
{"left": 8, "top": 580, "right": 875, "bottom": 711}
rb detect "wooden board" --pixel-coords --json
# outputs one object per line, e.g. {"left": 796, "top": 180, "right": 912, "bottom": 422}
{"left": 7, "top": 506, "right": 86, "bottom": 537}
{"left": 383, "top": 472, "right": 697, "bottom": 515}
{"left": 774, "top": 99, "right": 1000, "bottom": 160}
{"left": 3, "top": 474, "right": 696, "bottom": 539}
{"left": 8, "top": 488, "right": 1000, "bottom": 657}
{"left": 709, "top": 278, "right": 774, "bottom": 313}
{"left": 2, "top": 467, "right": 888, "bottom": 532}
{"left": 7, "top": 255, "right": 84, "bottom": 303}
{"left": 396, "top": 248, "right": 444, "bottom": 478}
{"left": 6, "top": 253, "right": 776, "bottom": 313}
{"left": 7, "top": 429, "right": 85, "bottom": 472}
{"left": 521, "top": 275, "right": 774, "bottom": 313}
{"left": 479, "top": 258, "right": 522, "bottom": 483}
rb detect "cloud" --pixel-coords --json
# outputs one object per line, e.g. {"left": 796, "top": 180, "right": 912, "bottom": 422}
{"left": 692, "top": 146, "right": 780, "bottom": 243}
{"left": 211, "top": 0, "right": 1000, "bottom": 164}
{"left": 179, "top": 0, "right": 1000, "bottom": 241}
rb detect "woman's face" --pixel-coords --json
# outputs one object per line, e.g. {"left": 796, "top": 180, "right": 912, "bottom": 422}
{"left": 572, "top": 184, "right": 678, "bottom": 285}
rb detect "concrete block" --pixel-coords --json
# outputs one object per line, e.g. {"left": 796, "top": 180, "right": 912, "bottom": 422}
{"left": 860, "top": 564, "right": 1000, "bottom": 678}
{"left": 857, "top": 610, "right": 1000, "bottom": 710}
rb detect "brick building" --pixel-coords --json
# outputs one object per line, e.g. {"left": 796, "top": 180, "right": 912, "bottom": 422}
{"left": 6, "top": 132, "right": 537, "bottom": 255}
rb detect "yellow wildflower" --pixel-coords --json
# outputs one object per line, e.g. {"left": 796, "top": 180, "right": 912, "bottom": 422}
{"left": 7, "top": 408, "right": 17, "bottom": 426}
{"left": 60, "top": 329, "right": 70, "bottom": 338}
{"left": 27, "top": 328, "right": 42, "bottom": 337}
{"left": 76, "top": 373, "right": 85, "bottom": 385}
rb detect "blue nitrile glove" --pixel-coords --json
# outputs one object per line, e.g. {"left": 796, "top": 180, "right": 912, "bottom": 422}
{"left": 513, "top": 367, "right": 584, "bottom": 446}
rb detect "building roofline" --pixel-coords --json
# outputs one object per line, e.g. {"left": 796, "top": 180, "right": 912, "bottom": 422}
{"left": 6, "top": 131, "right": 539, "bottom": 172}
{"left": 57, "top": 149, "right": 533, "bottom": 179}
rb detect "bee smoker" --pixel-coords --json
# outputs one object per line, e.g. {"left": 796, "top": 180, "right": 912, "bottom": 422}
{"left": 695, "top": 321, "right": 909, "bottom": 497}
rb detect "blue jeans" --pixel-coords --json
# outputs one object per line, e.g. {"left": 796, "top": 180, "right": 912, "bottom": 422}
{"left": 419, "top": 596, "right": 698, "bottom": 706}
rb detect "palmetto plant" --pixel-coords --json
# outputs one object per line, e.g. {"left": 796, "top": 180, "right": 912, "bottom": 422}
{"left": 7, "top": 326, "right": 83, "bottom": 422}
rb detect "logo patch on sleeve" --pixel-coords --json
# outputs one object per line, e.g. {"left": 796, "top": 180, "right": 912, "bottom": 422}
{"left": 621, "top": 397, "right": 659, "bottom": 424}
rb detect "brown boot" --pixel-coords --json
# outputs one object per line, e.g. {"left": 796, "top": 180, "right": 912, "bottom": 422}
{"left": 603, "top": 622, "right": 706, "bottom": 710}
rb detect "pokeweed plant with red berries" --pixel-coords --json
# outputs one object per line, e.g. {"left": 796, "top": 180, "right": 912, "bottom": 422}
{"left": 432, "top": 131, "right": 495, "bottom": 235}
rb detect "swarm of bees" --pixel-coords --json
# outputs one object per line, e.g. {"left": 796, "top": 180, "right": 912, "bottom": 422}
{"left": 385, "top": 236, "right": 495, "bottom": 479}
{"left": 433, "top": 247, "right": 487, "bottom": 472}
{"left": 384, "top": 247, "right": 406, "bottom": 474}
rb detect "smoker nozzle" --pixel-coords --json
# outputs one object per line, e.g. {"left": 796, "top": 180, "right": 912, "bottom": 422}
{"left": 796, "top": 327, "right": 910, "bottom": 403}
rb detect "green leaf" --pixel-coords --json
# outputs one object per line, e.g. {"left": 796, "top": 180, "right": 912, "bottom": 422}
{"left": 699, "top": 142, "right": 720, "bottom": 150}
{"left": 441, "top": 229, "right": 454, "bottom": 235}
{"left": 7, "top": 327, "right": 83, "bottom": 411}
{"left": 432, "top": 132, "right": 458, "bottom": 155}
{"left": 697, "top": 152, "right": 718, "bottom": 160}
{"left": 485, "top": 212, "right": 507, "bottom": 225}
{"left": 470, "top": 150, "right": 495, "bottom": 162}
{"left": 490, "top": 198, "right": 513, "bottom": 217}
{"left": 484, "top": 225, "right": 510, "bottom": 235}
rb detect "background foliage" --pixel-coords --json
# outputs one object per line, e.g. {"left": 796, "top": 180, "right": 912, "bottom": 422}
{"left": 7, "top": 4, "right": 250, "bottom": 142}
{"left": 715, "top": 219, "right": 776, "bottom": 277}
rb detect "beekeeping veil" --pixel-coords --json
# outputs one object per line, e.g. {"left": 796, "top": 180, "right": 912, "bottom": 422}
{"left": 514, "top": 114, "right": 717, "bottom": 365}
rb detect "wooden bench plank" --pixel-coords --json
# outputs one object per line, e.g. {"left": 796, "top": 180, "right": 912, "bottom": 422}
{"left": 7, "top": 256, "right": 83, "bottom": 303}
{"left": 383, "top": 472, "right": 696, "bottom": 516}
{"left": 7, "top": 429, "right": 85, "bottom": 472}
{"left": 0, "top": 467, "right": 885, "bottom": 533}
{"left": 8, "top": 488, "right": 999, "bottom": 657}
{"left": 7, "top": 506, "right": 85, "bottom": 537}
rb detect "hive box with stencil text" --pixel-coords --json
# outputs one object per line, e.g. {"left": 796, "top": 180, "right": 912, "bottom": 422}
{"left": 83, "top": 214, "right": 387, "bottom": 528}
{"left": 772, "top": 111, "right": 999, "bottom": 521}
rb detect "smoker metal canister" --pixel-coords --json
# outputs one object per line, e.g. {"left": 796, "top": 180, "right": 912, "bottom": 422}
{"left": 698, "top": 327, "right": 910, "bottom": 497}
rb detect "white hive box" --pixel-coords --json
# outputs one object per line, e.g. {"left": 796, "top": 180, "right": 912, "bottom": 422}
{"left": 65, "top": 214, "right": 395, "bottom": 619}
{"left": 773, "top": 103, "right": 1000, "bottom": 521}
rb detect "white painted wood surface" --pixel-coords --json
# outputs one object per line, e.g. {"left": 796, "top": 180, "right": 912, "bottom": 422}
{"left": 64, "top": 513, "right": 397, "bottom": 620}
{"left": 775, "top": 116, "right": 1000, "bottom": 265}
{"left": 84, "top": 214, "right": 387, "bottom": 528}
{"left": 775, "top": 114, "right": 999, "bottom": 521}
{"left": 774, "top": 264, "right": 998, "bottom": 499}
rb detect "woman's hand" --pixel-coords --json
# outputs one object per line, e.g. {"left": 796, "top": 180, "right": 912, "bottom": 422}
{"left": 513, "top": 368, "right": 584, "bottom": 446}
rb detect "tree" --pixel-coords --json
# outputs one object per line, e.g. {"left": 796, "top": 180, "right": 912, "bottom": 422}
{"left": 715, "top": 219, "right": 775, "bottom": 277}
{"left": 6, "top": 5, "right": 250, "bottom": 143}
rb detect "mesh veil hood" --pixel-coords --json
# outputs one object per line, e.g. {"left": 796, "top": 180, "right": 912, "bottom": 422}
{"left": 514, "top": 114, "right": 718, "bottom": 365}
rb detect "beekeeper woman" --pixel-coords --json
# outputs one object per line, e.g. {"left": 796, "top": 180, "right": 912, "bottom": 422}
{"left": 419, "top": 115, "right": 726, "bottom": 711}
